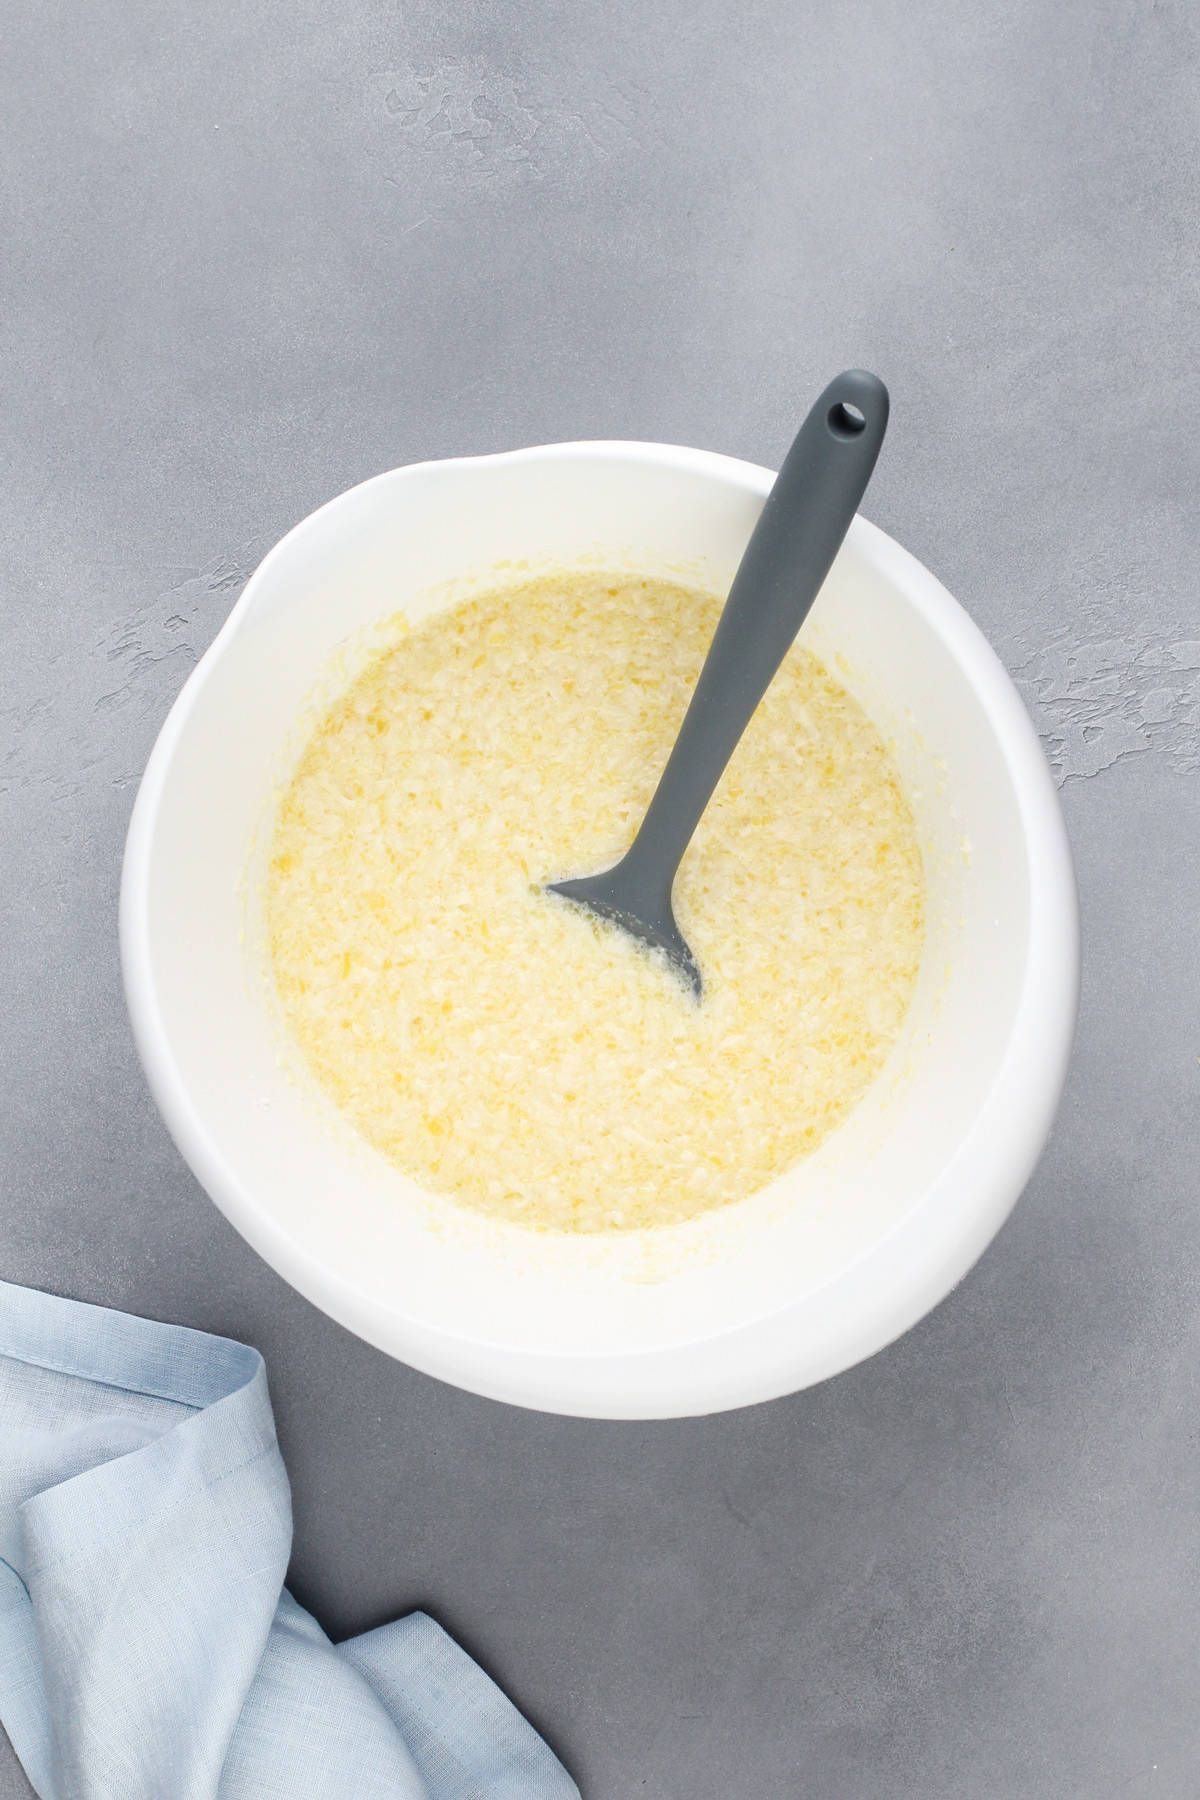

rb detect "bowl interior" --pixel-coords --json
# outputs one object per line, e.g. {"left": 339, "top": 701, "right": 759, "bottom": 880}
{"left": 123, "top": 445, "right": 1066, "bottom": 1415}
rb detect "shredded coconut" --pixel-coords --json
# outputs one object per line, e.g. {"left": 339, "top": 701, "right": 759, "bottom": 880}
{"left": 266, "top": 571, "right": 925, "bottom": 1232}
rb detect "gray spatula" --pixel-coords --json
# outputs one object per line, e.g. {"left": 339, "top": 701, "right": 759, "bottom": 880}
{"left": 548, "top": 369, "right": 890, "bottom": 999}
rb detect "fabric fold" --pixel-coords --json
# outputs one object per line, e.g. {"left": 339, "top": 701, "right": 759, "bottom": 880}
{"left": 0, "top": 1280, "right": 578, "bottom": 1800}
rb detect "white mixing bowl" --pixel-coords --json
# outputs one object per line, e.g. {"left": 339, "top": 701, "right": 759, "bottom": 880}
{"left": 120, "top": 442, "right": 1078, "bottom": 1418}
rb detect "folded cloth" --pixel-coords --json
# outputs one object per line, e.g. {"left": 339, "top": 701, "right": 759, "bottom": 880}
{"left": 0, "top": 1280, "right": 578, "bottom": 1800}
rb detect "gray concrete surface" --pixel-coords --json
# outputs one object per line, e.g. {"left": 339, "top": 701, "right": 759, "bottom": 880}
{"left": 3, "top": 1, "right": 1198, "bottom": 1793}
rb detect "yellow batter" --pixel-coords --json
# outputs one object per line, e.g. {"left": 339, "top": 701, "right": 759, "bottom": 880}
{"left": 266, "top": 571, "right": 925, "bottom": 1232}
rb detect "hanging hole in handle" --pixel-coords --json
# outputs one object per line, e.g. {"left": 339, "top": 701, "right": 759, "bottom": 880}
{"left": 828, "top": 401, "right": 867, "bottom": 438}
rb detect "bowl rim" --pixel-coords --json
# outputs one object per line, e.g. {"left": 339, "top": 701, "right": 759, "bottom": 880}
{"left": 120, "top": 439, "right": 1080, "bottom": 1417}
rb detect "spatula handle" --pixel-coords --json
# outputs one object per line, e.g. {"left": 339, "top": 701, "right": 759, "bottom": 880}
{"left": 622, "top": 369, "right": 889, "bottom": 897}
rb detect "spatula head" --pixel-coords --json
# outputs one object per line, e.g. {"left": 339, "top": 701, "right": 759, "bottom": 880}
{"left": 547, "top": 869, "right": 702, "bottom": 1000}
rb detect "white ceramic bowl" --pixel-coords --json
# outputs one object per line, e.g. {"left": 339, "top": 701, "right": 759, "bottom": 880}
{"left": 121, "top": 443, "right": 1078, "bottom": 1418}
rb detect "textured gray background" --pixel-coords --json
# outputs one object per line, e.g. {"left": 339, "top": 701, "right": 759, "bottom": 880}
{"left": 3, "top": 1, "right": 1198, "bottom": 1794}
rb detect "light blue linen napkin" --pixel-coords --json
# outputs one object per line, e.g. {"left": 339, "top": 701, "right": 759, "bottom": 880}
{"left": 0, "top": 1279, "right": 579, "bottom": 1800}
